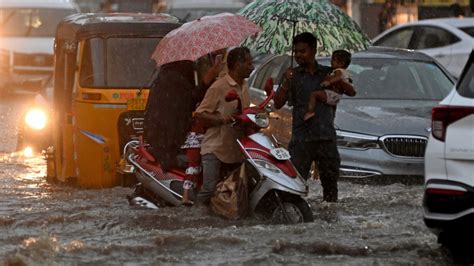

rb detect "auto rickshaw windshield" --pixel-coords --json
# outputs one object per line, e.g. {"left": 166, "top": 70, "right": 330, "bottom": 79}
{"left": 79, "top": 37, "right": 160, "bottom": 88}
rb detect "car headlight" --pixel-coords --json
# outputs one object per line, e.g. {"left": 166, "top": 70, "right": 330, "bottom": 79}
{"left": 253, "top": 159, "right": 282, "bottom": 174}
{"left": 24, "top": 108, "right": 47, "bottom": 130}
{"left": 336, "top": 130, "right": 380, "bottom": 150}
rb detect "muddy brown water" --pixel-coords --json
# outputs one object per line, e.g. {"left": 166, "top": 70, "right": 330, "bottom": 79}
{"left": 0, "top": 92, "right": 453, "bottom": 264}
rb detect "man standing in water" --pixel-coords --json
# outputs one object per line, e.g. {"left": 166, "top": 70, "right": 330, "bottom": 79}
{"left": 194, "top": 47, "right": 253, "bottom": 205}
{"left": 274, "top": 32, "right": 353, "bottom": 202}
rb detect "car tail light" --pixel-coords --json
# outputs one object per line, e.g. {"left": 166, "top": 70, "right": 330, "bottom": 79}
{"left": 426, "top": 188, "right": 465, "bottom": 196}
{"left": 424, "top": 187, "right": 472, "bottom": 214}
{"left": 431, "top": 106, "right": 474, "bottom": 141}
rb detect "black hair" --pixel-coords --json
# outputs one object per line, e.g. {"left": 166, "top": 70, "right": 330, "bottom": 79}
{"left": 292, "top": 32, "right": 317, "bottom": 50}
{"left": 332, "top": 49, "right": 351, "bottom": 68}
{"left": 450, "top": 4, "right": 464, "bottom": 17}
{"left": 227, "top": 47, "right": 251, "bottom": 70}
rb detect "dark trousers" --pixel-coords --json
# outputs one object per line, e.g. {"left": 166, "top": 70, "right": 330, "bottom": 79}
{"left": 289, "top": 140, "right": 340, "bottom": 202}
{"left": 197, "top": 153, "right": 240, "bottom": 204}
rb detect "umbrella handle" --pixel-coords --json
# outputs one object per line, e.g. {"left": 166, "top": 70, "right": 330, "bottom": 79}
{"left": 290, "top": 20, "right": 296, "bottom": 69}
{"left": 291, "top": 45, "right": 294, "bottom": 69}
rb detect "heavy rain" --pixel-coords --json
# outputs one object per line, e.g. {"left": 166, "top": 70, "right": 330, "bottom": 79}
{"left": 0, "top": 117, "right": 453, "bottom": 264}
{"left": 1, "top": 0, "right": 473, "bottom": 264}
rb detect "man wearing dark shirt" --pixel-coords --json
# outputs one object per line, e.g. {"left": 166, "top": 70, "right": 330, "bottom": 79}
{"left": 274, "top": 32, "right": 353, "bottom": 202}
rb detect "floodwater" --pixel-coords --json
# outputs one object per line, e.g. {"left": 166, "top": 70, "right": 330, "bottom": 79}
{"left": 0, "top": 92, "right": 456, "bottom": 264}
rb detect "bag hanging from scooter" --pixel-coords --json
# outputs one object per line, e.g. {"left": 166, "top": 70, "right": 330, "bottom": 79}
{"left": 210, "top": 163, "right": 249, "bottom": 220}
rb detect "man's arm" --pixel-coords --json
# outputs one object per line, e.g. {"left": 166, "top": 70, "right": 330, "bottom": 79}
{"left": 274, "top": 68, "right": 293, "bottom": 109}
{"left": 274, "top": 81, "right": 289, "bottom": 109}
{"left": 202, "top": 56, "right": 225, "bottom": 87}
{"left": 193, "top": 57, "right": 226, "bottom": 104}
{"left": 194, "top": 82, "right": 233, "bottom": 128}
{"left": 195, "top": 111, "right": 232, "bottom": 128}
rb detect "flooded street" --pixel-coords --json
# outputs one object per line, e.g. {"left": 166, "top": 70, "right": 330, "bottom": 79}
{"left": 0, "top": 93, "right": 453, "bottom": 264}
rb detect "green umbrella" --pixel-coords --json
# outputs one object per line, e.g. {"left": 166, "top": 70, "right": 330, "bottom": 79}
{"left": 238, "top": 0, "right": 370, "bottom": 57}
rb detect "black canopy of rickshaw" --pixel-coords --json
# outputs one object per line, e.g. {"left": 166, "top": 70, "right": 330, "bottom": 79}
{"left": 55, "top": 13, "right": 181, "bottom": 42}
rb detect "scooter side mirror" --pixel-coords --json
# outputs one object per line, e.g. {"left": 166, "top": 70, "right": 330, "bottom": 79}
{"left": 264, "top": 104, "right": 273, "bottom": 113}
{"left": 225, "top": 90, "right": 240, "bottom": 102}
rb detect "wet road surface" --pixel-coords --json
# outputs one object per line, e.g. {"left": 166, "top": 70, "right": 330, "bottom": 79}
{"left": 0, "top": 92, "right": 457, "bottom": 264}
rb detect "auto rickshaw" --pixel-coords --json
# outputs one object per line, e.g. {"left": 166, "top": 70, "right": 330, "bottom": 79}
{"left": 45, "top": 13, "right": 180, "bottom": 188}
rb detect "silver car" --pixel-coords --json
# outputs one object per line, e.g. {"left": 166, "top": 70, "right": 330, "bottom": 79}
{"left": 248, "top": 47, "right": 455, "bottom": 181}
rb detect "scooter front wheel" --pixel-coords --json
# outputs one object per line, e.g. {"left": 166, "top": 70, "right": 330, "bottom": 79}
{"left": 271, "top": 195, "right": 314, "bottom": 224}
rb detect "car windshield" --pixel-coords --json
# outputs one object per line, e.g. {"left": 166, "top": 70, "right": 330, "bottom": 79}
{"left": 79, "top": 37, "right": 161, "bottom": 88}
{"left": 457, "top": 59, "right": 474, "bottom": 98}
{"left": 459, "top": 26, "right": 474, "bottom": 37}
{"left": 318, "top": 58, "right": 454, "bottom": 100}
{"left": 0, "top": 8, "right": 76, "bottom": 37}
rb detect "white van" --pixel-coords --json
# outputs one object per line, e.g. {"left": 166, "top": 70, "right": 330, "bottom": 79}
{"left": 167, "top": 0, "right": 245, "bottom": 22}
{"left": 0, "top": 0, "right": 79, "bottom": 92}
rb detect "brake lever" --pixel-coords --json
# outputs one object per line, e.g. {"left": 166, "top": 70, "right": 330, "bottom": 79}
{"left": 230, "top": 113, "right": 240, "bottom": 127}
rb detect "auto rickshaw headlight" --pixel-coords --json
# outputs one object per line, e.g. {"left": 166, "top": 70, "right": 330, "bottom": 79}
{"left": 25, "top": 108, "right": 47, "bottom": 130}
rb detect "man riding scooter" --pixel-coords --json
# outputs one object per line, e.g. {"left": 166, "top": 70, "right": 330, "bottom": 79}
{"left": 194, "top": 47, "right": 253, "bottom": 205}
{"left": 144, "top": 49, "right": 227, "bottom": 205}
{"left": 126, "top": 46, "right": 313, "bottom": 222}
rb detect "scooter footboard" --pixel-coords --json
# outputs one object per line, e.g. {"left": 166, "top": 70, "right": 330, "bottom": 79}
{"left": 128, "top": 154, "right": 183, "bottom": 206}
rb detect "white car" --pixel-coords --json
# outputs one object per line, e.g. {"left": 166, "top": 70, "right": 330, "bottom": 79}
{"left": 167, "top": 0, "right": 245, "bottom": 22}
{"left": 0, "top": 0, "right": 79, "bottom": 92}
{"left": 373, "top": 18, "right": 474, "bottom": 78}
{"left": 423, "top": 50, "right": 474, "bottom": 245}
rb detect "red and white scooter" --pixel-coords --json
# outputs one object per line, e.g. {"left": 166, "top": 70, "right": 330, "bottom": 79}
{"left": 122, "top": 83, "right": 313, "bottom": 223}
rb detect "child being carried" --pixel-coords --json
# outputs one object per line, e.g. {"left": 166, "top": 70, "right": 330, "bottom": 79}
{"left": 304, "top": 49, "right": 356, "bottom": 121}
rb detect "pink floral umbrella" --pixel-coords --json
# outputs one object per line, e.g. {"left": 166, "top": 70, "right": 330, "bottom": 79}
{"left": 151, "top": 13, "right": 261, "bottom": 67}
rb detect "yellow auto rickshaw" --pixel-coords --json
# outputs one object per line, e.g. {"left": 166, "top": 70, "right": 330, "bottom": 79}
{"left": 46, "top": 13, "right": 180, "bottom": 188}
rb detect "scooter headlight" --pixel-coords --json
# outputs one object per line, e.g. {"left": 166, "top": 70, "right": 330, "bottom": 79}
{"left": 253, "top": 159, "right": 282, "bottom": 174}
{"left": 248, "top": 113, "right": 269, "bottom": 128}
{"left": 25, "top": 108, "right": 47, "bottom": 130}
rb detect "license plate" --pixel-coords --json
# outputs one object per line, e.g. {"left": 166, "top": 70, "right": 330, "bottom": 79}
{"left": 270, "top": 147, "right": 291, "bottom": 160}
{"left": 127, "top": 98, "right": 147, "bottom": 111}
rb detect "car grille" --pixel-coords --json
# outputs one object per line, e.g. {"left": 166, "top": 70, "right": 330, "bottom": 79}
{"left": 381, "top": 136, "right": 428, "bottom": 158}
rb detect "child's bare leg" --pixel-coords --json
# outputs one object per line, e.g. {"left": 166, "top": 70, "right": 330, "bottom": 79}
{"left": 182, "top": 181, "right": 193, "bottom": 206}
{"left": 182, "top": 147, "right": 201, "bottom": 206}
{"left": 304, "top": 91, "right": 327, "bottom": 121}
